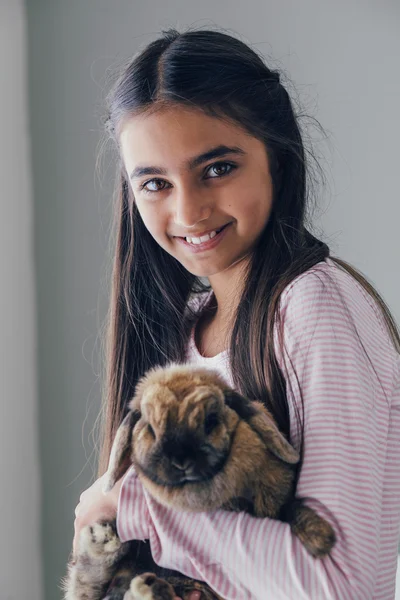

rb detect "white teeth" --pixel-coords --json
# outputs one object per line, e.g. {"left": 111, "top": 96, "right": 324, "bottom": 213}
{"left": 186, "top": 230, "right": 217, "bottom": 244}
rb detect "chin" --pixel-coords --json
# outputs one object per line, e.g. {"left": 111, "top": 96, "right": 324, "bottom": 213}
{"left": 171, "top": 260, "right": 213, "bottom": 278}
{"left": 185, "top": 266, "right": 216, "bottom": 278}
{"left": 188, "top": 260, "right": 246, "bottom": 279}
{"left": 187, "top": 268, "right": 221, "bottom": 279}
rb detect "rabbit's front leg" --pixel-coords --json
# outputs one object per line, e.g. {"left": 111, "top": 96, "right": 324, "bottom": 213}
{"left": 62, "top": 520, "right": 129, "bottom": 600}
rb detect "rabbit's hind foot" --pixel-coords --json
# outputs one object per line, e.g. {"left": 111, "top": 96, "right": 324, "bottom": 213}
{"left": 80, "top": 521, "right": 122, "bottom": 560}
{"left": 129, "top": 573, "right": 176, "bottom": 600}
{"left": 291, "top": 503, "right": 336, "bottom": 558}
{"left": 101, "top": 568, "right": 134, "bottom": 600}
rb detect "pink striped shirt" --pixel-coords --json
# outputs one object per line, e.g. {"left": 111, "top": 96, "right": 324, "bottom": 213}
{"left": 117, "top": 257, "right": 400, "bottom": 599}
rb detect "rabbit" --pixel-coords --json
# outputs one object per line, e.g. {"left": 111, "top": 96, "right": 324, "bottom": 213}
{"left": 62, "top": 362, "right": 336, "bottom": 600}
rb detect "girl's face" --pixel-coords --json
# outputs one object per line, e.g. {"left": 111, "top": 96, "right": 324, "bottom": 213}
{"left": 119, "top": 105, "right": 274, "bottom": 278}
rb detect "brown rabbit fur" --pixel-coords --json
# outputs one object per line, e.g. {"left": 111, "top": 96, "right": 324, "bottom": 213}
{"left": 63, "top": 363, "right": 336, "bottom": 600}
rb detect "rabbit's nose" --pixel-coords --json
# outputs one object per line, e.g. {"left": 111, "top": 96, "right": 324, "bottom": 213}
{"left": 171, "top": 457, "right": 194, "bottom": 471}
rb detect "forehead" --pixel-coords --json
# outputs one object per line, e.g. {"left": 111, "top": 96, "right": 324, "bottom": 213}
{"left": 141, "top": 381, "right": 223, "bottom": 430}
{"left": 118, "top": 105, "right": 254, "bottom": 172}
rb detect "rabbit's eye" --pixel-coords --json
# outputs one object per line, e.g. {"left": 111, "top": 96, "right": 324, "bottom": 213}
{"left": 147, "top": 423, "right": 156, "bottom": 438}
{"left": 204, "top": 412, "right": 220, "bottom": 435}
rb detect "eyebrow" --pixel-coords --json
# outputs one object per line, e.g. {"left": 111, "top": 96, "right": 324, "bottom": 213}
{"left": 129, "top": 144, "right": 246, "bottom": 180}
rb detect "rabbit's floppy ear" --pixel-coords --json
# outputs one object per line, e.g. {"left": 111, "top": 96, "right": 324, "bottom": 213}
{"left": 224, "top": 390, "right": 299, "bottom": 465}
{"left": 102, "top": 410, "right": 141, "bottom": 493}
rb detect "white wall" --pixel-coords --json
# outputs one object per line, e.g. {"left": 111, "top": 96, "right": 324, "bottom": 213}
{"left": 0, "top": 1, "right": 42, "bottom": 598}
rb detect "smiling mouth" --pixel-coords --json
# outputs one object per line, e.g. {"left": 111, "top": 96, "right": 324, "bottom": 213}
{"left": 175, "top": 223, "right": 230, "bottom": 240}
{"left": 173, "top": 222, "right": 232, "bottom": 254}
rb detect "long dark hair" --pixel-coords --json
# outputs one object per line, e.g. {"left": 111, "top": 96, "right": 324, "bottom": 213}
{"left": 97, "top": 26, "right": 400, "bottom": 477}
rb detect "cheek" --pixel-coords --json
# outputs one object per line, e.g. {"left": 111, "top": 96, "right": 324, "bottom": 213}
{"left": 251, "top": 197, "right": 273, "bottom": 229}
{"left": 136, "top": 202, "right": 168, "bottom": 241}
{"left": 133, "top": 428, "right": 155, "bottom": 466}
{"left": 230, "top": 176, "right": 273, "bottom": 222}
{"left": 208, "top": 426, "right": 231, "bottom": 453}
{"left": 233, "top": 198, "right": 272, "bottom": 241}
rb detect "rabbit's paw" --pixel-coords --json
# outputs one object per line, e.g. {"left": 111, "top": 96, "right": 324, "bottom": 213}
{"left": 129, "top": 572, "right": 176, "bottom": 600}
{"left": 291, "top": 504, "right": 336, "bottom": 558}
{"left": 80, "top": 521, "right": 122, "bottom": 559}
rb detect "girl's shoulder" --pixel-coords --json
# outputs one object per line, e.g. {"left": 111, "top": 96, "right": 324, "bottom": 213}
{"left": 280, "top": 256, "right": 346, "bottom": 301}
{"left": 279, "top": 256, "right": 399, "bottom": 365}
{"left": 280, "top": 256, "right": 381, "bottom": 319}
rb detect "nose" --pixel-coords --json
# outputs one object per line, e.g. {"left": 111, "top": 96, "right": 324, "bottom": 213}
{"left": 171, "top": 457, "right": 195, "bottom": 471}
{"left": 173, "top": 185, "right": 212, "bottom": 229}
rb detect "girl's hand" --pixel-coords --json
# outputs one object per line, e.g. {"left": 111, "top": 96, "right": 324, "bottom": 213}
{"left": 73, "top": 473, "right": 123, "bottom": 557}
{"left": 175, "top": 594, "right": 201, "bottom": 600}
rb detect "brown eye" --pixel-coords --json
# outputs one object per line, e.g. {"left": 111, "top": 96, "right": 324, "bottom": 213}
{"left": 204, "top": 412, "right": 220, "bottom": 435}
{"left": 206, "top": 161, "right": 236, "bottom": 179}
{"left": 147, "top": 423, "right": 156, "bottom": 438}
{"left": 140, "top": 178, "right": 169, "bottom": 194}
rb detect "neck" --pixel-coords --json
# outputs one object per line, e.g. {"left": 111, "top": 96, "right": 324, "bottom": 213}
{"left": 207, "top": 255, "right": 251, "bottom": 327}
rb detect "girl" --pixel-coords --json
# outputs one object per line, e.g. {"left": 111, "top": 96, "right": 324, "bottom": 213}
{"left": 73, "top": 27, "right": 400, "bottom": 600}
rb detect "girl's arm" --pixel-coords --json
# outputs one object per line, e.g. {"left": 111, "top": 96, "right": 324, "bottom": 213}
{"left": 117, "top": 267, "right": 400, "bottom": 600}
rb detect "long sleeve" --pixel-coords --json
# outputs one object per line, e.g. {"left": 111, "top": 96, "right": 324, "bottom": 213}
{"left": 117, "top": 263, "right": 400, "bottom": 600}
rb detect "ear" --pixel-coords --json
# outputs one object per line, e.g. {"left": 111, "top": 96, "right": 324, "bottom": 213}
{"left": 102, "top": 410, "right": 141, "bottom": 493}
{"left": 224, "top": 389, "right": 259, "bottom": 420}
{"left": 224, "top": 390, "right": 299, "bottom": 465}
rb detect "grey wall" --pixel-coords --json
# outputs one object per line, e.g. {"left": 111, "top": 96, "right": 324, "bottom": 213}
{"left": 1, "top": 1, "right": 42, "bottom": 598}
{"left": 25, "top": 1, "right": 400, "bottom": 599}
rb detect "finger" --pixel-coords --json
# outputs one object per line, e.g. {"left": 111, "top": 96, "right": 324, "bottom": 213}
{"left": 188, "top": 593, "right": 201, "bottom": 600}
{"left": 73, "top": 519, "right": 82, "bottom": 557}
{"left": 74, "top": 516, "right": 82, "bottom": 533}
